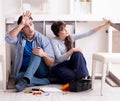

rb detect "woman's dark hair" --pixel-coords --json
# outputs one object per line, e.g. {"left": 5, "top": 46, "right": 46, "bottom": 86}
{"left": 51, "top": 21, "right": 66, "bottom": 36}
{"left": 17, "top": 15, "right": 33, "bottom": 25}
{"left": 51, "top": 21, "right": 72, "bottom": 51}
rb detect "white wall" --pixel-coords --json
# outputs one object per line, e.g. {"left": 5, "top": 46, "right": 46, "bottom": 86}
{"left": 92, "top": 0, "right": 120, "bottom": 20}
{"left": 0, "top": 0, "right": 6, "bottom": 86}
{"left": 105, "top": 0, "right": 120, "bottom": 19}
{"left": 3, "top": 0, "right": 120, "bottom": 19}
{"left": 49, "top": 0, "right": 69, "bottom": 15}
{"left": 0, "top": 0, "right": 4, "bottom": 81}
{"left": 3, "top": 0, "right": 70, "bottom": 18}
{"left": 3, "top": 0, "right": 21, "bottom": 17}
{"left": 0, "top": 0, "right": 5, "bottom": 54}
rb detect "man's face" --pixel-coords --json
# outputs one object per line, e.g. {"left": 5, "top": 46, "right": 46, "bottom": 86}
{"left": 22, "top": 19, "right": 34, "bottom": 38}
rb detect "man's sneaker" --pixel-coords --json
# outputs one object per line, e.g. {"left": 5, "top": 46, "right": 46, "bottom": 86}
{"left": 15, "top": 79, "right": 28, "bottom": 92}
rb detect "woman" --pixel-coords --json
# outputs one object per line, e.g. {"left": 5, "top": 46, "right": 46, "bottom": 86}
{"left": 50, "top": 21, "right": 109, "bottom": 84}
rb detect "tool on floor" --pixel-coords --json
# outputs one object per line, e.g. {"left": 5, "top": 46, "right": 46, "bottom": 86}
{"left": 24, "top": 88, "right": 49, "bottom": 96}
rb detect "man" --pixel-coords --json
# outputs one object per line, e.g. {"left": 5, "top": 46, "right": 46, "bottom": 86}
{"left": 5, "top": 11, "right": 55, "bottom": 92}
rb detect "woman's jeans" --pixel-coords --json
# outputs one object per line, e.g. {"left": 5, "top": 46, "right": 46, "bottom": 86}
{"left": 15, "top": 55, "right": 49, "bottom": 86}
{"left": 51, "top": 52, "right": 89, "bottom": 83}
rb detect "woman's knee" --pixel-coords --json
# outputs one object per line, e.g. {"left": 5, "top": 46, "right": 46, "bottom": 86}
{"left": 72, "top": 52, "right": 83, "bottom": 57}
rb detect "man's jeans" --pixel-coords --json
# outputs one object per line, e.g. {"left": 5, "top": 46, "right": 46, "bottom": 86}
{"left": 15, "top": 55, "right": 49, "bottom": 86}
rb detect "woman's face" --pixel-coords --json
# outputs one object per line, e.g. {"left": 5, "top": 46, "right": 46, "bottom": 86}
{"left": 59, "top": 27, "right": 69, "bottom": 37}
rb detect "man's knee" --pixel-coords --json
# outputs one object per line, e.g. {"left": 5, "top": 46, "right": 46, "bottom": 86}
{"left": 31, "top": 54, "right": 42, "bottom": 61}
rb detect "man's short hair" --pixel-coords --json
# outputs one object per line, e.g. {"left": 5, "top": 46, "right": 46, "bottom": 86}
{"left": 17, "top": 16, "right": 33, "bottom": 25}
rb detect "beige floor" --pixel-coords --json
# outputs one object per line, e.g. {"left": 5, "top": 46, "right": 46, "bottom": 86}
{"left": 0, "top": 80, "right": 120, "bottom": 101}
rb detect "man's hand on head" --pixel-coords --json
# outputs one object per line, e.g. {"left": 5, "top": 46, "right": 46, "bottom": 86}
{"left": 21, "top": 11, "right": 32, "bottom": 26}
